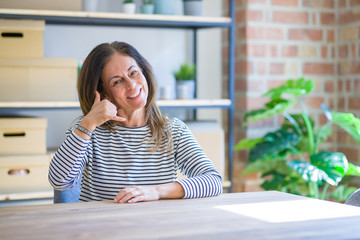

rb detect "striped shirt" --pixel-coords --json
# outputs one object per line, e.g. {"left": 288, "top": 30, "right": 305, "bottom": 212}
{"left": 48, "top": 118, "right": 222, "bottom": 201}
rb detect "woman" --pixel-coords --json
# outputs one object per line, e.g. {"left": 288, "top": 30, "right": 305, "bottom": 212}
{"left": 49, "top": 41, "right": 222, "bottom": 203}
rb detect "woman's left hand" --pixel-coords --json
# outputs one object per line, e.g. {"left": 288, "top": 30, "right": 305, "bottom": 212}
{"left": 114, "top": 186, "right": 160, "bottom": 203}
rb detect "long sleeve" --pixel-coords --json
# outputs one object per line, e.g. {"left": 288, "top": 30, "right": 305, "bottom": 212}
{"left": 173, "top": 119, "right": 223, "bottom": 198}
{"left": 48, "top": 130, "right": 90, "bottom": 190}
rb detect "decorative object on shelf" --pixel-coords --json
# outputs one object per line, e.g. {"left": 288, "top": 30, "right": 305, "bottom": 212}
{"left": 174, "top": 63, "right": 196, "bottom": 99}
{"left": 235, "top": 77, "right": 360, "bottom": 202}
{"left": 123, "top": 0, "right": 136, "bottom": 14}
{"left": 174, "top": 0, "right": 184, "bottom": 15}
{"left": 184, "top": 0, "right": 202, "bottom": 16}
{"left": 160, "top": 85, "right": 172, "bottom": 100}
{"left": 141, "top": 0, "right": 155, "bottom": 14}
{"left": 82, "top": 0, "right": 99, "bottom": 12}
{"left": 154, "top": 0, "right": 175, "bottom": 15}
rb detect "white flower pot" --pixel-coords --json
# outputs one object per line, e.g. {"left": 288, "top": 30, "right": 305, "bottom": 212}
{"left": 176, "top": 80, "right": 195, "bottom": 99}
{"left": 123, "top": 3, "right": 136, "bottom": 14}
{"left": 184, "top": 1, "right": 202, "bottom": 16}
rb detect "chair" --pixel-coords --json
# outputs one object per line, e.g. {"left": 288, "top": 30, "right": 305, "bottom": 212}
{"left": 345, "top": 188, "right": 360, "bottom": 207}
{"left": 53, "top": 176, "right": 81, "bottom": 203}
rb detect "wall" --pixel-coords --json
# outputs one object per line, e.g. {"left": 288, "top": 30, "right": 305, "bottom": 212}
{"left": 226, "top": 0, "right": 360, "bottom": 192}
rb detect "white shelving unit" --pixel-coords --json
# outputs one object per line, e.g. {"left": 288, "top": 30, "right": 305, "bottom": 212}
{"left": 0, "top": 2, "right": 235, "bottom": 200}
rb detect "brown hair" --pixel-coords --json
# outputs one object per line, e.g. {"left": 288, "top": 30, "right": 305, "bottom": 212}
{"left": 77, "top": 41, "right": 172, "bottom": 151}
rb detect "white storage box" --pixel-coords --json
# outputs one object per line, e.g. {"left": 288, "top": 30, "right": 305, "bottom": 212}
{"left": 0, "top": 117, "right": 47, "bottom": 154}
{"left": 0, "top": 58, "right": 78, "bottom": 101}
{"left": 0, "top": 19, "right": 45, "bottom": 58}
{"left": 0, "top": 154, "right": 52, "bottom": 194}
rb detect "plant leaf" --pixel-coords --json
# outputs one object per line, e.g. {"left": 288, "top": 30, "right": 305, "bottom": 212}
{"left": 331, "top": 112, "right": 360, "bottom": 142}
{"left": 345, "top": 163, "right": 360, "bottom": 176}
{"left": 263, "top": 78, "right": 314, "bottom": 99}
{"left": 244, "top": 99, "right": 296, "bottom": 126}
{"left": 289, "top": 160, "right": 328, "bottom": 183}
{"left": 330, "top": 185, "right": 358, "bottom": 202}
{"left": 249, "top": 129, "right": 300, "bottom": 162}
{"left": 241, "top": 159, "right": 289, "bottom": 175}
{"left": 234, "top": 138, "right": 262, "bottom": 151}
{"left": 310, "top": 151, "right": 348, "bottom": 185}
{"left": 314, "top": 123, "right": 332, "bottom": 146}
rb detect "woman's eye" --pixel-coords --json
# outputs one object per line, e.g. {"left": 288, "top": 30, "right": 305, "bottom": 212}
{"left": 130, "top": 70, "right": 138, "bottom": 77}
{"left": 113, "top": 79, "right": 122, "bottom": 86}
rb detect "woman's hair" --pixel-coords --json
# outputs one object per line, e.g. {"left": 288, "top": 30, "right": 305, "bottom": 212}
{"left": 77, "top": 41, "right": 172, "bottom": 151}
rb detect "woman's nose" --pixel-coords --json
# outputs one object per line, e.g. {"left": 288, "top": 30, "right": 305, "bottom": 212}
{"left": 125, "top": 78, "right": 136, "bottom": 90}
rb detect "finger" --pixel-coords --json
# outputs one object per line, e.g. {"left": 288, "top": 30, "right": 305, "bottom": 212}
{"left": 110, "top": 115, "right": 127, "bottom": 122}
{"left": 94, "top": 91, "right": 101, "bottom": 104}
{"left": 120, "top": 190, "right": 141, "bottom": 203}
{"left": 128, "top": 195, "right": 144, "bottom": 203}
{"left": 114, "top": 189, "right": 128, "bottom": 203}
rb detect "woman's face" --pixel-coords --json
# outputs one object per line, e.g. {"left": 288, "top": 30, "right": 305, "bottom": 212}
{"left": 101, "top": 53, "right": 148, "bottom": 115}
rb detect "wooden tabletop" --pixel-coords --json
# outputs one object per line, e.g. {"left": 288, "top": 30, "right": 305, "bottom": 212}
{"left": 1, "top": 191, "right": 360, "bottom": 240}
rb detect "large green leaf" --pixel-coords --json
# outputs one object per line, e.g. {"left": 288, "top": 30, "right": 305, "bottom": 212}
{"left": 234, "top": 138, "right": 262, "bottom": 151}
{"left": 345, "top": 163, "right": 360, "bottom": 176}
{"left": 289, "top": 160, "right": 328, "bottom": 184}
{"left": 310, "top": 151, "right": 348, "bottom": 185}
{"left": 263, "top": 78, "right": 315, "bottom": 99}
{"left": 242, "top": 159, "right": 289, "bottom": 175}
{"left": 282, "top": 113, "right": 315, "bottom": 136}
{"left": 249, "top": 129, "right": 300, "bottom": 162}
{"left": 332, "top": 112, "right": 360, "bottom": 142}
{"left": 314, "top": 123, "right": 332, "bottom": 147}
{"left": 243, "top": 99, "right": 296, "bottom": 126}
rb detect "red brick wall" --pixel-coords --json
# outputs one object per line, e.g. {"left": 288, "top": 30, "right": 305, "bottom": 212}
{"left": 223, "top": 0, "right": 360, "bottom": 192}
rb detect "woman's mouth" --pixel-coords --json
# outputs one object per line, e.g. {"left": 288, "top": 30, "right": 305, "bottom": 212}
{"left": 128, "top": 88, "right": 141, "bottom": 99}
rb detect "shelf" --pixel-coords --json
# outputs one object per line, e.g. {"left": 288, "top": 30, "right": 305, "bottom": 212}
{"left": 0, "top": 8, "right": 231, "bottom": 29}
{"left": 0, "top": 190, "right": 53, "bottom": 201}
{"left": 0, "top": 99, "right": 232, "bottom": 109}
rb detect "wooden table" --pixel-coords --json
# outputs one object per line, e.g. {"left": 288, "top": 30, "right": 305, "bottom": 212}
{"left": 1, "top": 191, "right": 360, "bottom": 239}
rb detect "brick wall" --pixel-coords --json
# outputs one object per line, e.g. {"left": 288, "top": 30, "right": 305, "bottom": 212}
{"left": 223, "top": 0, "right": 360, "bottom": 192}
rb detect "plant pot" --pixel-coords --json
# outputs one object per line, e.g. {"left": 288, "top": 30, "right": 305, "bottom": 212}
{"left": 184, "top": 1, "right": 202, "bottom": 16}
{"left": 174, "top": 0, "right": 184, "bottom": 15}
{"left": 154, "top": 0, "right": 175, "bottom": 15}
{"left": 176, "top": 80, "right": 195, "bottom": 99}
{"left": 141, "top": 4, "right": 155, "bottom": 14}
{"left": 123, "top": 3, "right": 136, "bottom": 14}
{"left": 82, "top": 0, "right": 99, "bottom": 12}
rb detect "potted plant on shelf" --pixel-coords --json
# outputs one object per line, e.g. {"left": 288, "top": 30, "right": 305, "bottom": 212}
{"left": 123, "top": 0, "right": 136, "bottom": 14}
{"left": 174, "top": 63, "right": 196, "bottom": 99}
{"left": 141, "top": 0, "right": 154, "bottom": 14}
{"left": 235, "top": 77, "right": 360, "bottom": 202}
{"left": 154, "top": 0, "right": 175, "bottom": 15}
{"left": 184, "top": 0, "right": 202, "bottom": 16}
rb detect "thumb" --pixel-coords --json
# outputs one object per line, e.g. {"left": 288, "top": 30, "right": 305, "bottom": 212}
{"left": 94, "top": 91, "right": 101, "bottom": 104}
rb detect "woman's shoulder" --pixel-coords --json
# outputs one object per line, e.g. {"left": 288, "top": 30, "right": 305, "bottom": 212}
{"left": 167, "top": 117, "right": 189, "bottom": 133}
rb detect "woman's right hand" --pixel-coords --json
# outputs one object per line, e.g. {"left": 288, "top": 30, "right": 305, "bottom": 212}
{"left": 76, "top": 91, "right": 126, "bottom": 138}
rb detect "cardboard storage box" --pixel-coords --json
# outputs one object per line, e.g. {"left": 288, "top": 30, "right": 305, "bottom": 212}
{"left": 0, "top": 19, "right": 45, "bottom": 58}
{"left": 178, "top": 121, "right": 225, "bottom": 179}
{"left": 0, "top": 117, "right": 47, "bottom": 154}
{"left": 0, "top": 58, "right": 78, "bottom": 101}
{"left": 0, "top": 154, "right": 52, "bottom": 194}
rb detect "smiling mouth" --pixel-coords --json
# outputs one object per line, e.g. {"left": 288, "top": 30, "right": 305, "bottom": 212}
{"left": 128, "top": 88, "right": 141, "bottom": 99}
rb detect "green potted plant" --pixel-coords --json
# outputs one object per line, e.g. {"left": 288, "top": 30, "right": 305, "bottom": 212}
{"left": 173, "top": 63, "right": 196, "bottom": 99}
{"left": 123, "top": 0, "right": 136, "bottom": 14}
{"left": 141, "top": 0, "right": 154, "bottom": 14}
{"left": 235, "top": 77, "right": 360, "bottom": 202}
{"left": 184, "top": 0, "right": 202, "bottom": 16}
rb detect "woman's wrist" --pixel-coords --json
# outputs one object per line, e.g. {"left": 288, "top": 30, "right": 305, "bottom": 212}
{"left": 156, "top": 182, "right": 185, "bottom": 199}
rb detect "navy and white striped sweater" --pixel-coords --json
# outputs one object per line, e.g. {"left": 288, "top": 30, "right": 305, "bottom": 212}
{"left": 48, "top": 118, "right": 222, "bottom": 201}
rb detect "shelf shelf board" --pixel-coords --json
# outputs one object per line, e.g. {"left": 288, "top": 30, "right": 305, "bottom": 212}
{"left": 0, "top": 190, "right": 53, "bottom": 201}
{"left": 0, "top": 99, "right": 232, "bottom": 109}
{"left": 0, "top": 8, "right": 231, "bottom": 28}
